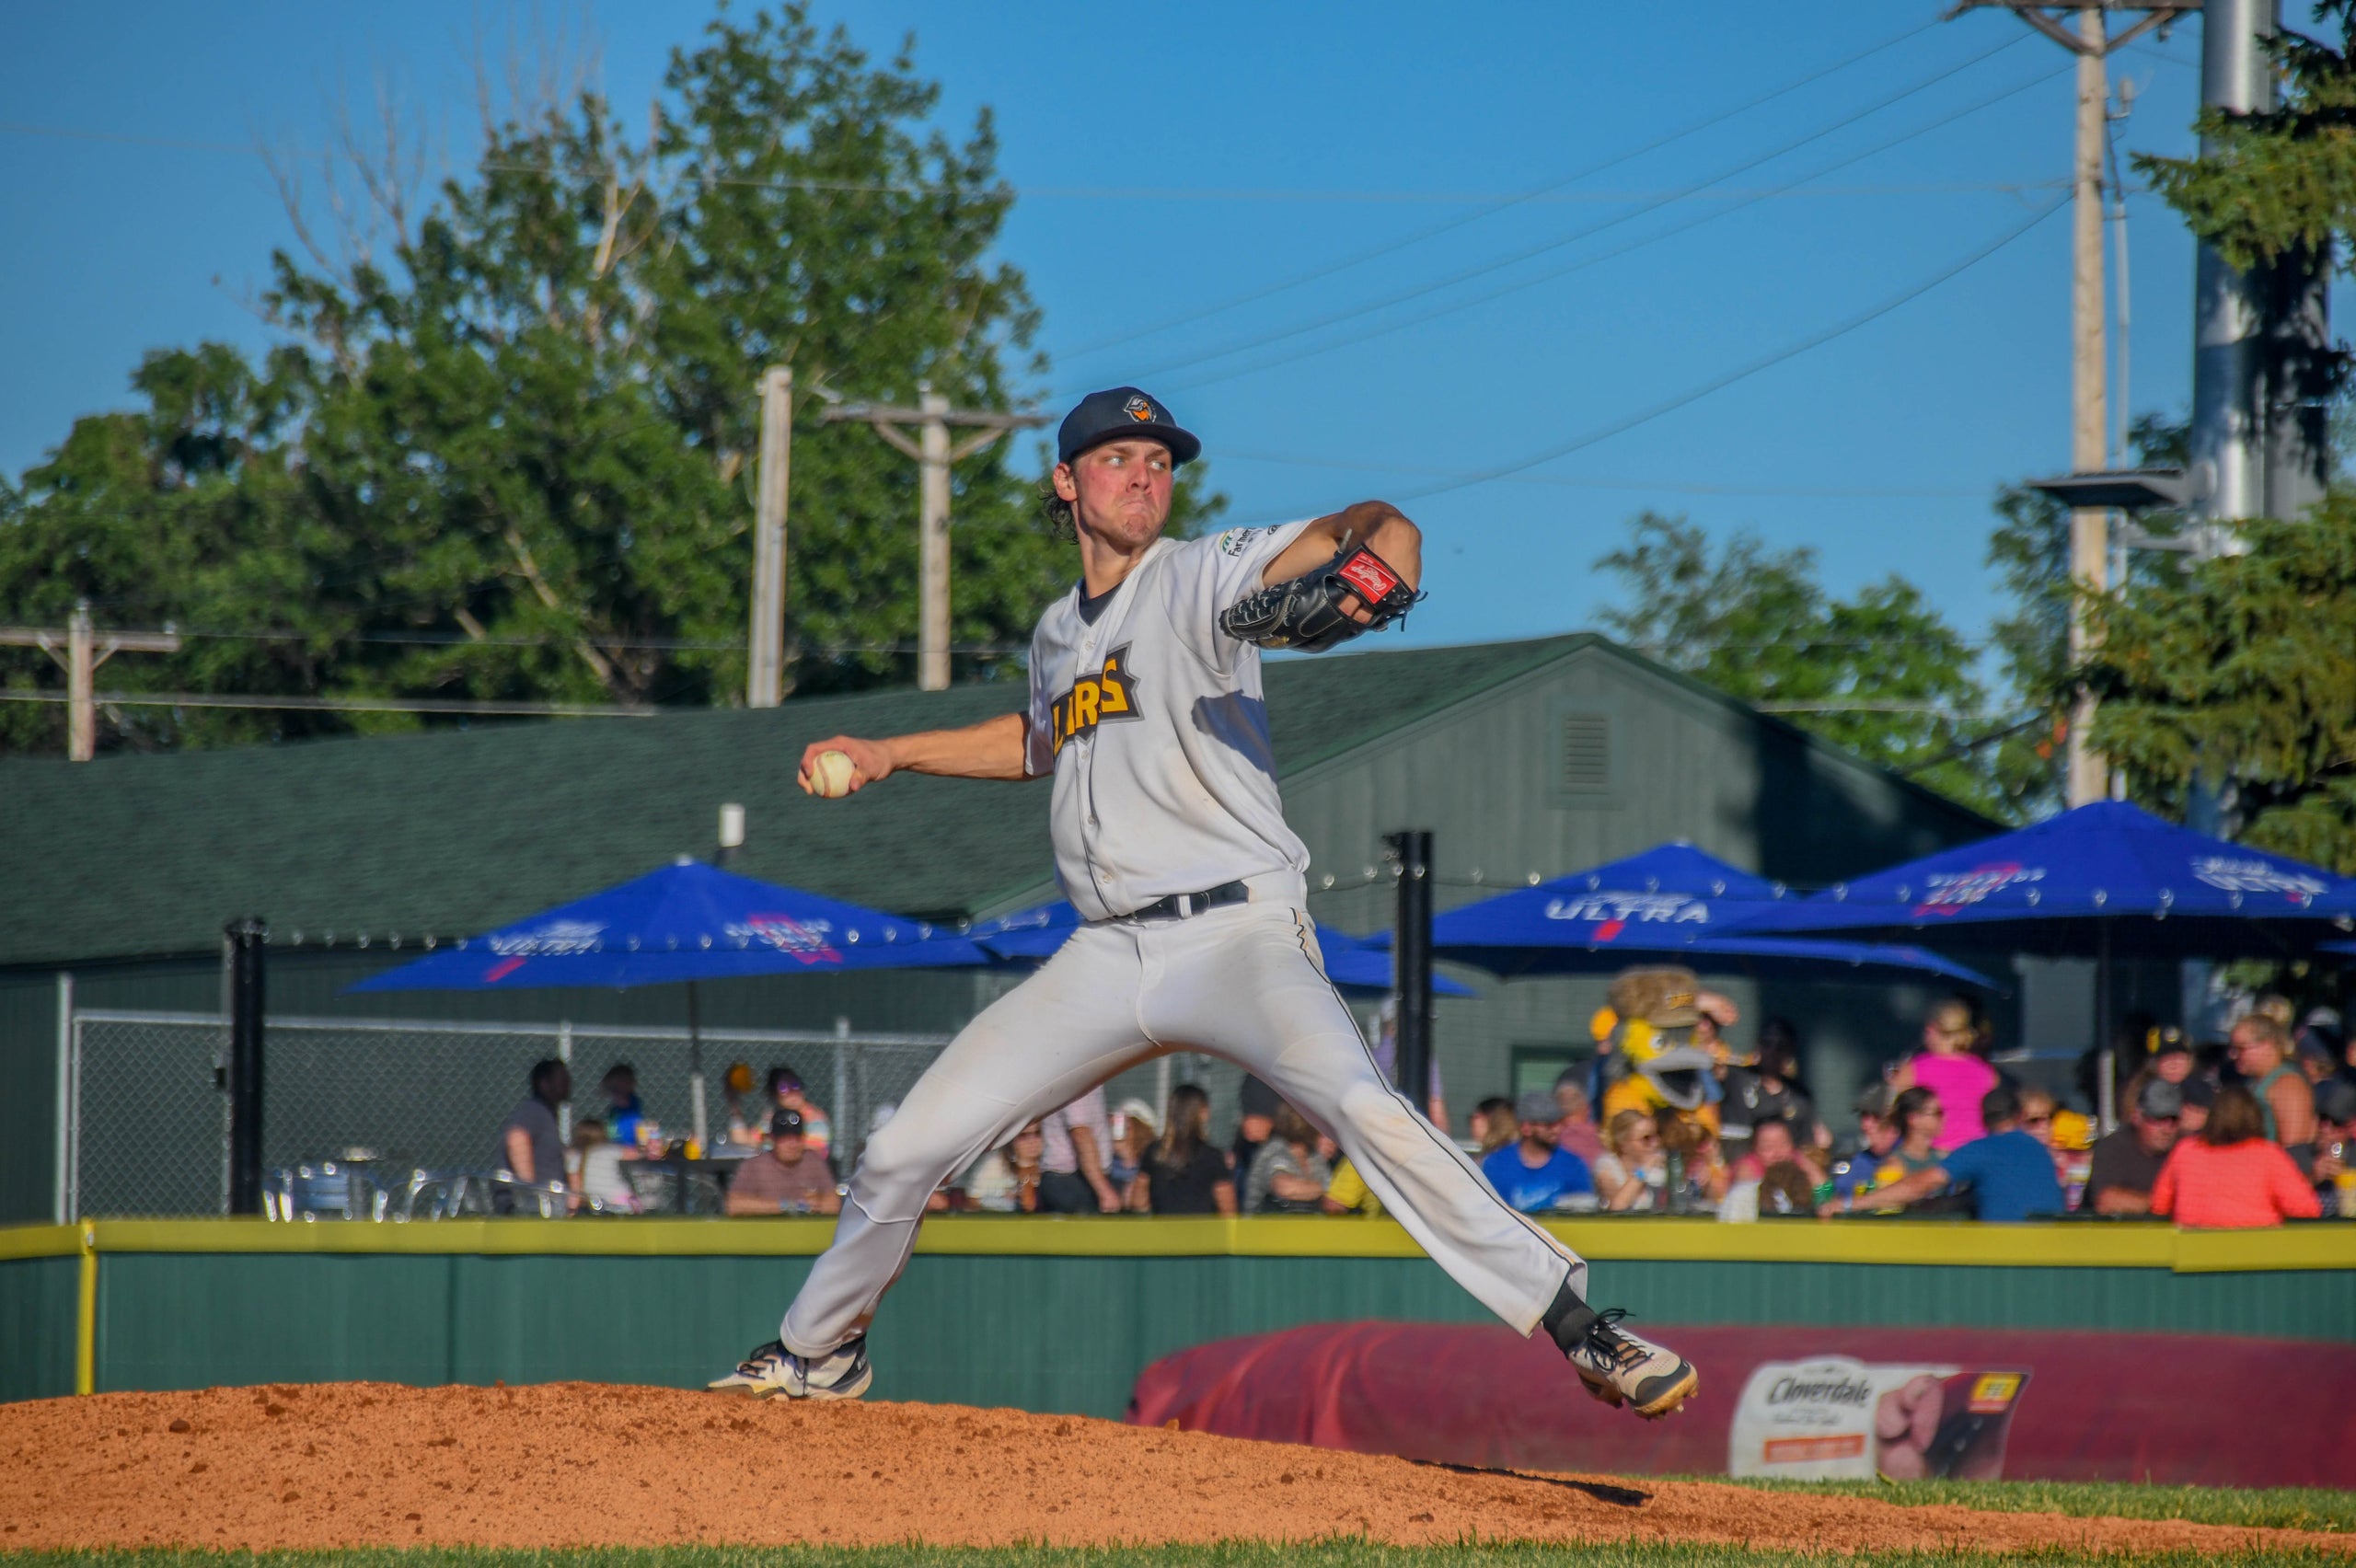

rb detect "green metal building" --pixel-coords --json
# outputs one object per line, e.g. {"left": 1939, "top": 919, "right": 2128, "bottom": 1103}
{"left": 0, "top": 633, "right": 2004, "bottom": 1224}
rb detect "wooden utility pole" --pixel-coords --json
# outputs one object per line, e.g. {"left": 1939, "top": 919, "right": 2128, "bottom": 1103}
{"left": 747, "top": 366, "right": 793, "bottom": 709}
{"left": 0, "top": 604, "right": 181, "bottom": 761}
{"left": 823, "top": 386, "right": 1047, "bottom": 691}
{"left": 1948, "top": 2, "right": 2198, "bottom": 805}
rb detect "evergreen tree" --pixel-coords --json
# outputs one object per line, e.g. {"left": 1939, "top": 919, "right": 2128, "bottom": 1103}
{"left": 2084, "top": 497, "right": 2356, "bottom": 872}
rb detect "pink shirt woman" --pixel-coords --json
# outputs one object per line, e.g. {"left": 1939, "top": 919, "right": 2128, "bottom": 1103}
{"left": 1893, "top": 1001, "right": 1997, "bottom": 1152}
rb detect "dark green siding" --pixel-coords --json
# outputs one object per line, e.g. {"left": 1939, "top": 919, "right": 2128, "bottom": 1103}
{"left": 62, "top": 1251, "right": 2354, "bottom": 1419}
{"left": 0, "top": 974, "right": 58, "bottom": 1223}
{"left": 0, "top": 1254, "right": 76, "bottom": 1402}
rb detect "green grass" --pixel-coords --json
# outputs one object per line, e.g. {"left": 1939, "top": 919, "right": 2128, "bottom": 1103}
{"left": 1703, "top": 1478, "right": 2356, "bottom": 1535}
{"left": 3, "top": 1546, "right": 2349, "bottom": 1568}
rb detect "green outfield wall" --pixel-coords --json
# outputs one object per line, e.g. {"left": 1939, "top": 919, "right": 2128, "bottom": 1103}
{"left": 4, "top": 1217, "right": 2350, "bottom": 1418}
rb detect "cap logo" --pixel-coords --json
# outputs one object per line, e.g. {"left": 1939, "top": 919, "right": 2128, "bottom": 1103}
{"left": 1123, "top": 394, "right": 1155, "bottom": 421}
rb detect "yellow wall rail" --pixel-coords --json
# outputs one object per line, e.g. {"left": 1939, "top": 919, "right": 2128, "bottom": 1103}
{"left": 5, "top": 1216, "right": 2351, "bottom": 1271}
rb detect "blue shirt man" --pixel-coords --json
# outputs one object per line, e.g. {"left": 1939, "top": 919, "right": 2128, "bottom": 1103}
{"left": 1480, "top": 1090, "right": 1595, "bottom": 1213}
{"left": 1863, "top": 1085, "right": 2064, "bottom": 1222}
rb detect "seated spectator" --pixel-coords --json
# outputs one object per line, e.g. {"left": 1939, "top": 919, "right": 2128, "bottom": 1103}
{"left": 1873, "top": 1087, "right": 1948, "bottom": 1191}
{"left": 1731, "top": 1116, "right": 1821, "bottom": 1186}
{"left": 2153, "top": 1084, "right": 2323, "bottom": 1228}
{"left": 2085, "top": 1078, "right": 2182, "bottom": 1216}
{"left": 721, "top": 1061, "right": 764, "bottom": 1147}
{"left": 570, "top": 1117, "right": 640, "bottom": 1213}
{"left": 1039, "top": 1086, "right": 1121, "bottom": 1214}
{"left": 1723, "top": 1158, "right": 1820, "bottom": 1221}
{"left": 1837, "top": 1086, "right": 2063, "bottom": 1221}
{"left": 1721, "top": 1019, "right": 1816, "bottom": 1153}
{"left": 1889, "top": 998, "right": 1999, "bottom": 1151}
{"left": 725, "top": 1109, "right": 841, "bottom": 1216}
{"left": 1551, "top": 1076, "right": 1604, "bottom": 1167}
{"left": 1244, "top": 1104, "right": 1331, "bottom": 1214}
{"left": 1369, "top": 998, "right": 1448, "bottom": 1127}
{"left": 2013, "top": 1089, "right": 2084, "bottom": 1201}
{"left": 496, "top": 1057, "right": 571, "bottom": 1194}
{"left": 1591, "top": 1110, "right": 1668, "bottom": 1212}
{"left": 1139, "top": 1084, "right": 1235, "bottom": 1216}
{"left": 2227, "top": 1013, "right": 2316, "bottom": 1157}
{"left": 592, "top": 1063, "right": 646, "bottom": 1147}
{"left": 1827, "top": 1085, "right": 1901, "bottom": 1205}
{"left": 1662, "top": 1110, "right": 1730, "bottom": 1210}
{"left": 2312, "top": 1078, "right": 2356, "bottom": 1216}
{"left": 1470, "top": 1095, "right": 1519, "bottom": 1156}
{"left": 963, "top": 1119, "right": 1045, "bottom": 1213}
{"left": 1110, "top": 1098, "right": 1158, "bottom": 1207}
{"left": 1230, "top": 1074, "right": 1282, "bottom": 1175}
{"left": 1479, "top": 1091, "right": 1595, "bottom": 1213}
{"left": 763, "top": 1066, "right": 834, "bottom": 1159}
{"left": 1321, "top": 1158, "right": 1383, "bottom": 1216}
{"left": 2177, "top": 1070, "right": 2216, "bottom": 1136}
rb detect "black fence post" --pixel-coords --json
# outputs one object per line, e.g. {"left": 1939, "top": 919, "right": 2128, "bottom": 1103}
{"left": 225, "top": 917, "right": 267, "bottom": 1216}
{"left": 1385, "top": 830, "right": 1434, "bottom": 1111}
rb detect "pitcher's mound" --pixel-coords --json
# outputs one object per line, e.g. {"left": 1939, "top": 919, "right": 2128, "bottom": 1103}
{"left": 0, "top": 1381, "right": 2333, "bottom": 1554}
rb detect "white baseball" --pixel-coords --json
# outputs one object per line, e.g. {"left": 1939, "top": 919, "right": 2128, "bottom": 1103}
{"left": 808, "top": 749, "right": 860, "bottom": 799}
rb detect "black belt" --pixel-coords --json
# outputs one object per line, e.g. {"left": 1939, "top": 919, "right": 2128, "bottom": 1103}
{"left": 1119, "top": 880, "right": 1251, "bottom": 922}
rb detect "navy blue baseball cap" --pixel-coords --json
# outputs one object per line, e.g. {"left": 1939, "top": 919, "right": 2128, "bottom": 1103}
{"left": 1056, "top": 386, "right": 1200, "bottom": 467}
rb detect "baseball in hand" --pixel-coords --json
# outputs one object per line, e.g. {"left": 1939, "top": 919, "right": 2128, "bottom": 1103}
{"left": 807, "top": 749, "right": 860, "bottom": 799}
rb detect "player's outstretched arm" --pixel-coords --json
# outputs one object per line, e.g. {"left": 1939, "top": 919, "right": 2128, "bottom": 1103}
{"left": 798, "top": 711, "right": 1032, "bottom": 797}
{"left": 1260, "top": 500, "right": 1423, "bottom": 611}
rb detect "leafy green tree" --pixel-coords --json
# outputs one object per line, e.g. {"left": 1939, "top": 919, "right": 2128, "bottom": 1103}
{"left": 2084, "top": 497, "right": 2356, "bottom": 872}
{"left": 1, "top": 4, "right": 1193, "bottom": 755}
{"left": 1594, "top": 513, "right": 1996, "bottom": 815}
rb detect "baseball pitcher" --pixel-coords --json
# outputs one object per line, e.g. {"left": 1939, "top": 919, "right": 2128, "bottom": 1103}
{"left": 710, "top": 386, "right": 1697, "bottom": 1420}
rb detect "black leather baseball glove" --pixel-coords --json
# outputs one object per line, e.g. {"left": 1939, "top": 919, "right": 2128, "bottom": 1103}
{"left": 1218, "top": 543, "right": 1424, "bottom": 653}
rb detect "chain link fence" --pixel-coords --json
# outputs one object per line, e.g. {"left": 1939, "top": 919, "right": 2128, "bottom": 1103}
{"left": 65, "top": 1009, "right": 951, "bottom": 1218}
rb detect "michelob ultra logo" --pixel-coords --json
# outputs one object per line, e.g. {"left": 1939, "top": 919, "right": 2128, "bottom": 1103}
{"left": 1050, "top": 645, "right": 1141, "bottom": 755}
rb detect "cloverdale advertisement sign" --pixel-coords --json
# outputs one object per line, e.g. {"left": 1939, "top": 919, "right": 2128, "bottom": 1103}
{"left": 1729, "top": 1356, "right": 2029, "bottom": 1481}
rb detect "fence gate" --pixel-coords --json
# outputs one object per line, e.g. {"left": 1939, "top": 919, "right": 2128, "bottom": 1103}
{"left": 64, "top": 1009, "right": 951, "bottom": 1218}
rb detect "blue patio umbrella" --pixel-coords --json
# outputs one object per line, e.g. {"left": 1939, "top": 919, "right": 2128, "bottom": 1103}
{"left": 971, "top": 900, "right": 1476, "bottom": 997}
{"left": 1713, "top": 801, "right": 2356, "bottom": 955}
{"left": 352, "top": 859, "right": 990, "bottom": 991}
{"left": 352, "top": 859, "right": 992, "bottom": 1145}
{"left": 1712, "top": 801, "right": 2356, "bottom": 1124}
{"left": 1372, "top": 842, "right": 1997, "bottom": 989}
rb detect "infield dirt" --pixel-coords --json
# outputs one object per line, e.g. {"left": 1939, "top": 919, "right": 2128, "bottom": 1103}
{"left": 0, "top": 1382, "right": 2341, "bottom": 1556}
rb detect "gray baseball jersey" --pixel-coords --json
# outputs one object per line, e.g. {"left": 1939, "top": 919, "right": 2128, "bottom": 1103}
{"left": 774, "top": 513, "right": 1588, "bottom": 1363}
{"left": 1023, "top": 523, "right": 1317, "bottom": 921}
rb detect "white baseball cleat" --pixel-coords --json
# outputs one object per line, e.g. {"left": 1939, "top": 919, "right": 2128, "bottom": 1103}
{"left": 707, "top": 1335, "right": 873, "bottom": 1401}
{"left": 1565, "top": 1309, "right": 1698, "bottom": 1420}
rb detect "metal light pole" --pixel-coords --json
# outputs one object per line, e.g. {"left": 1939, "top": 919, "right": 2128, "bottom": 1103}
{"left": 1386, "top": 831, "right": 1435, "bottom": 1113}
{"left": 224, "top": 918, "right": 267, "bottom": 1216}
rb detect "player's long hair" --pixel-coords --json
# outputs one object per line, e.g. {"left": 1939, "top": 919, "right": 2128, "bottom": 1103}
{"left": 1157, "top": 1082, "right": 1211, "bottom": 1166}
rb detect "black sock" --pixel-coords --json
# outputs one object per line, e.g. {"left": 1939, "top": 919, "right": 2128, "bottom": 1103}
{"left": 1541, "top": 1275, "right": 1599, "bottom": 1355}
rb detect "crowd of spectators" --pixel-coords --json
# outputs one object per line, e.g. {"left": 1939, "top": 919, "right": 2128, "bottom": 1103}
{"left": 486, "top": 982, "right": 2352, "bottom": 1229}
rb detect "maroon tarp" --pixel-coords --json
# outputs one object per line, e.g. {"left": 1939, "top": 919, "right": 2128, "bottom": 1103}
{"left": 1126, "top": 1321, "right": 2356, "bottom": 1488}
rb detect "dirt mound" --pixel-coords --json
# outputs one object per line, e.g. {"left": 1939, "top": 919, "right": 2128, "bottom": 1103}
{"left": 0, "top": 1382, "right": 2339, "bottom": 1555}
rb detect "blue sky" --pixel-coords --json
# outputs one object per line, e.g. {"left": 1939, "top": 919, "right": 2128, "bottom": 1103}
{"left": 0, "top": 2, "right": 2262, "bottom": 669}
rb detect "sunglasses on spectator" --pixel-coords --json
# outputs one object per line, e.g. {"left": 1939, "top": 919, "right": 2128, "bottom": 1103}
{"left": 2022, "top": 1114, "right": 2051, "bottom": 1127}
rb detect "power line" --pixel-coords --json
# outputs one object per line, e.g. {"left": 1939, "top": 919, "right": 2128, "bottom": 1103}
{"left": 1223, "top": 194, "right": 2070, "bottom": 524}
{"left": 1215, "top": 452, "right": 1986, "bottom": 500}
{"left": 1052, "top": 15, "right": 1943, "bottom": 362}
{"left": 1068, "top": 30, "right": 2033, "bottom": 395}
{"left": 1153, "top": 60, "right": 2071, "bottom": 396}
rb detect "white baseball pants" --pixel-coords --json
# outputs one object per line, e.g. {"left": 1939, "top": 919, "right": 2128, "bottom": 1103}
{"left": 778, "top": 901, "right": 1588, "bottom": 1355}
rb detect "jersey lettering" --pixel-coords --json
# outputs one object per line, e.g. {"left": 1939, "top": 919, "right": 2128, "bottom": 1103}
{"left": 1049, "top": 645, "right": 1141, "bottom": 755}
